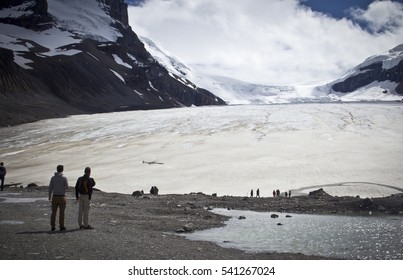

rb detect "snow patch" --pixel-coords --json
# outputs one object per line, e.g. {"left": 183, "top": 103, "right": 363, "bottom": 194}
{"left": 133, "top": 89, "right": 144, "bottom": 97}
{"left": 0, "top": 1, "right": 35, "bottom": 19}
{"left": 127, "top": 53, "right": 146, "bottom": 67}
{"left": 110, "top": 69, "right": 125, "bottom": 83}
{"left": 86, "top": 52, "right": 100, "bottom": 61}
{"left": 0, "top": 23, "right": 81, "bottom": 55}
{"left": 48, "top": 0, "right": 121, "bottom": 42}
{"left": 149, "top": 81, "right": 159, "bottom": 91}
{"left": 112, "top": 54, "right": 132, "bottom": 69}
{"left": 13, "top": 53, "right": 34, "bottom": 69}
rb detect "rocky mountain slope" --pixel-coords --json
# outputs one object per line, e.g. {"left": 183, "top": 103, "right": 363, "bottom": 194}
{"left": 319, "top": 44, "right": 403, "bottom": 101}
{"left": 0, "top": 0, "right": 225, "bottom": 126}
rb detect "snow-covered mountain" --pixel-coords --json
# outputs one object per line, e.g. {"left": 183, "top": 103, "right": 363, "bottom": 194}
{"left": 0, "top": 0, "right": 224, "bottom": 126}
{"left": 141, "top": 36, "right": 319, "bottom": 104}
{"left": 142, "top": 35, "right": 402, "bottom": 104}
{"left": 318, "top": 44, "right": 403, "bottom": 101}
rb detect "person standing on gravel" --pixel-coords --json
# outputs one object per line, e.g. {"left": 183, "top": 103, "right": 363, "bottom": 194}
{"left": 48, "top": 165, "right": 69, "bottom": 231}
{"left": 0, "top": 162, "right": 6, "bottom": 191}
{"left": 75, "top": 167, "right": 96, "bottom": 230}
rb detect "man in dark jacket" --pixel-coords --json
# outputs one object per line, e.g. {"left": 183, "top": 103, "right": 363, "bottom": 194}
{"left": 75, "top": 167, "right": 96, "bottom": 229}
{"left": 49, "top": 165, "right": 68, "bottom": 231}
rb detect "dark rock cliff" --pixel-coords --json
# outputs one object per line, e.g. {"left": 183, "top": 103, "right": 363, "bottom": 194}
{"left": 104, "top": 0, "right": 128, "bottom": 25}
{"left": 0, "top": 0, "right": 225, "bottom": 127}
{"left": 332, "top": 60, "right": 403, "bottom": 95}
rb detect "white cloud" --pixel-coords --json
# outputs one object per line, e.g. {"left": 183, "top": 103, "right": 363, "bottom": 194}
{"left": 128, "top": 0, "right": 403, "bottom": 86}
{"left": 348, "top": 0, "right": 403, "bottom": 33}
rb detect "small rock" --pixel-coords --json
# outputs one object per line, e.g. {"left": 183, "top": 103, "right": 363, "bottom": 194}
{"left": 186, "top": 202, "right": 197, "bottom": 209}
{"left": 285, "top": 215, "right": 292, "bottom": 218}
{"left": 238, "top": 216, "right": 246, "bottom": 220}
{"left": 271, "top": 214, "right": 279, "bottom": 218}
{"left": 277, "top": 223, "right": 283, "bottom": 226}
{"left": 206, "top": 206, "right": 213, "bottom": 211}
{"left": 183, "top": 223, "right": 195, "bottom": 232}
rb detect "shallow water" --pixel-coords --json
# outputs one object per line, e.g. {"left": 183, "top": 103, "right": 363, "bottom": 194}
{"left": 186, "top": 209, "right": 403, "bottom": 260}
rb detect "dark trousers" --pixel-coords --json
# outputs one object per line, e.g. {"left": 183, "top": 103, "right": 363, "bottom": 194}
{"left": 0, "top": 176, "right": 4, "bottom": 191}
{"left": 51, "top": 196, "right": 66, "bottom": 228}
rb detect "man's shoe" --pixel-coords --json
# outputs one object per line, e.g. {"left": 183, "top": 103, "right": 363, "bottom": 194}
{"left": 60, "top": 227, "right": 66, "bottom": 231}
{"left": 83, "top": 225, "right": 94, "bottom": 230}
{"left": 79, "top": 225, "right": 84, "bottom": 230}
{"left": 51, "top": 227, "right": 56, "bottom": 231}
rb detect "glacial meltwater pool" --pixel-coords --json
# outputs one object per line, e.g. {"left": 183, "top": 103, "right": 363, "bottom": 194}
{"left": 186, "top": 209, "right": 403, "bottom": 260}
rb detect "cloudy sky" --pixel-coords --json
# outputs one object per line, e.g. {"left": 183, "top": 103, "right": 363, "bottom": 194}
{"left": 128, "top": 0, "right": 403, "bottom": 86}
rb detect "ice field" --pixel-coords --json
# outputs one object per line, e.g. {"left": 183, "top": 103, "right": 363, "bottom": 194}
{"left": 1, "top": 103, "right": 402, "bottom": 197}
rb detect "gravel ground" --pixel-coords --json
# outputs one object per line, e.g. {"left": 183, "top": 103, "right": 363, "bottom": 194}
{"left": 1, "top": 186, "right": 402, "bottom": 260}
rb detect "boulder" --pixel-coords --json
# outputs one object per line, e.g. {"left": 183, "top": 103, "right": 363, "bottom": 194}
{"left": 183, "top": 223, "right": 195, "bottom": 232}
{"left": 132, "top": 190, "right": 144, "bottom": 197}
{"left": 308, "top": 188, "right": 331, "bottom": 197}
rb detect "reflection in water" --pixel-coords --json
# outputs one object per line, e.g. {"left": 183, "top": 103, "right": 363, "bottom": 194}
{"left": 186, "top": 209, "right": 403, "bottom": 260}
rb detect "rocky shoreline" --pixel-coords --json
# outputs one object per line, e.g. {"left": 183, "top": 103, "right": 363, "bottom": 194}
{"left": 0, "top": 185, "right": 402, "bottom": 260}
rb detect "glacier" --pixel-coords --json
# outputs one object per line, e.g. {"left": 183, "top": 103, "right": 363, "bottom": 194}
{"left": 1, "top": 103, "right": 402, "bottom": 198}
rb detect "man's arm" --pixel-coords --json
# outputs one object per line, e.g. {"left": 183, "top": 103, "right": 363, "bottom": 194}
{"left": 75, "top": 178, "right": 80, "bottom": 200}
{"left": 48, "top": 178, "right": 53, "bottom": 200}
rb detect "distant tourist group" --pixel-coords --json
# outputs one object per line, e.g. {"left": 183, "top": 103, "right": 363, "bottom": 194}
{"left": 250, "top": 188, "right": 291, "bottom": 198}
{"left": 48, "top": 165, "right": 96, "bottom": 231}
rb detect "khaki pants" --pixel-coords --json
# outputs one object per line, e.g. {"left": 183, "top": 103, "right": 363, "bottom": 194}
{"left": 78, "top": 194, "right": 90, "bottom": 227}
{"left": 51, "top": 196, "right": 66, "bottom": 228}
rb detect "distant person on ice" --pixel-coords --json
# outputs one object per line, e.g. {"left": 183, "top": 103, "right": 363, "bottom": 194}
{"left": 256, "top": 188, "right": 260, "bottom": 198}
{"left": 48, "top": 165, "right": 68, "bottom": 231}
{"left": 250, "top": 189, "right": 253, "bottom": 197}
{"left": 75, "top": 167, "right": 96, "bottom": 230}
{"left": 0, "top": 162, "right": 6, "bottom": 191}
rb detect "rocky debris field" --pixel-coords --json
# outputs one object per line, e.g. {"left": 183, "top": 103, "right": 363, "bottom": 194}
{"left": 0, "top": 185, "right": 402, "bottom": 260}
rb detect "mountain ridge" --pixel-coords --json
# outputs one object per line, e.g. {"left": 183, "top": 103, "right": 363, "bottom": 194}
{"left": 0, "top": 0, "right": 225, "bottom": 127}
{"left": 141, "top": 34, "right": 403, "bottom": 104}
